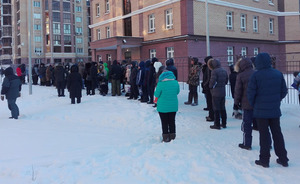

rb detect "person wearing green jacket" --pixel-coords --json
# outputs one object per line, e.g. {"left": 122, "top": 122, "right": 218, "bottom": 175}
{"left": 154, "top": 71, "right": 180, "bottom": 142}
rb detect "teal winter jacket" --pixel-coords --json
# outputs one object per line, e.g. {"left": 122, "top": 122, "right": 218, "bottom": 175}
{"left": 154, "top": 71, "right": 180, "bottom": 113}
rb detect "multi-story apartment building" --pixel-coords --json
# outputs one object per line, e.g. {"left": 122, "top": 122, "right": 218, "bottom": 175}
{"left": 0, "top": 0, "right": 90, "bottom": 65}
{"left": 89, "top": 0, "right": 300, "bottom": 79}
{"left": 0, "top": 0, "right": 13, "bottom": 65}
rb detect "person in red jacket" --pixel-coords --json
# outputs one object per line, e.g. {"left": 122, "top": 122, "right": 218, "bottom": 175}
{"left": 16, "top": 66, "right": 22, "bottom": 82}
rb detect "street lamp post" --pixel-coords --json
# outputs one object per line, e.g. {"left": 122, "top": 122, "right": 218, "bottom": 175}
{"left": 28, "top": 0, "right": 33, "bottom": 95}
{"left": 205, "top": 0, "right": 210, "bottom": 56}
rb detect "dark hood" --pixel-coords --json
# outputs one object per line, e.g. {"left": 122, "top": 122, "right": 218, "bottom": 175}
{"left": 4, "top": 67, "right": 14, "bottom": 76}
{"left": 71, "top": 65, "right": 79, "bottom": 73}
{"left": 166, "top": 58, "right": 174, "bottom": 66}
{"left": 139, "top": 61, "right": 145, "bottom": 69}
{"left": 145, "top": 60, "right": 151, "bottom": 68}
{"left": 131, "top": 61, "right": 137, "bottom": 68}
{"left": 113, "top": 60, "right": 118, "bottom": 65}
{"left": 255, "top": 53, "right": 272, "bottom": 70}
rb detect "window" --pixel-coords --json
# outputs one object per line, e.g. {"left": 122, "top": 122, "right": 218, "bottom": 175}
{"left": 149, "top": 14, "right": 155, "bottom": 33}
{"left": 268, "top": 0, "right": 274, "bottom": 5}
{"left": 53, "top": 35, "right": 61, "bottom": 45}
{"left": 33, "top": 1, "right": 40, "bottom": 7}
{"left": 165, "top": 9, "right": 173, "bottom": 30}
{"left": 253, "top": 16, "right": 258, "bottom": 33}
{"left": 63, "top": 13, "right": 71, "bottom": 23}
{"left": 33, "top": 13, "right": 41, "bottom": 19}
{"left": 34, "top": 24, "right": 41, "bottom": 30}
{"left": 64, "top": 47, "right": 72, "bottom": 53}
{"left": 76, "top": 6, "right": 82, "bottom": 12}
{"left": 97, "top": 29, "right": 101, "bottom": 40}
{"left": 53, "top": 23, "right": 60, "bottom": 34}
{"left": 254, "top": 48, "right": 259, "bottom": 56}
{"left": 240, "top": 14, "right": 246, "bottom": 32}
{"left": 64, "top": 24, "right": 71, "bottom": 34}
{"left": 105, "top": 0, "right": 110, "bottom": 13}
{"left": 98, "top": 55, "right": 102, "bottom": 62}
{"left": 52, "top": 1, "right": 60, "bottom": 11}
{"left": 227, "top": 46, "right": 234, "bottom": 64}
{"left": 76, "top": 17, "right": 82, "bottom": 23}
{"left": 76, "top": 27, "right": 83, "bottom": 34}
{"left": 106, "top": 54, "right": 112, "bottom": 61}
{"left": 63, "top": 2, "right": 70, "bottom": 12}
{"left": 76, "top": 37, "right": 83, "bottom": 44}
{"left": 53, "top": 12, "right": 60, "bottom": 22}
{"left": 226, "top": 11, "right": 233, "bottom": 30}
{"left": 241, "top": 47, "right": 247, "bottom": 56}
{"left": 64, "top": 36, "right": 71, "bottom": 45}
{"left": 35, "top": 47, "right": 42, "bottom": 54}
{"left": 166, "top": 47, "right": 174, "bottom": 59}
{"left": 34, "top": 36, "right": 42, "bottom": 42}
{"left": 106, "top": 27, "right": 111, "bottom": 38}
{"left": 150, "top": 49, "right": 156, "bottom": 59}
{"left": 96, "top": 3, "right": 100, "bottom": 16}
{"left": 54, "top": 46, "right": 61, "bottom": 53}
{"left": 77, "top": 48, "right": 83, "bottom": 53}
{"left": 269, "top": 18, "right": 274, "bottom": 34}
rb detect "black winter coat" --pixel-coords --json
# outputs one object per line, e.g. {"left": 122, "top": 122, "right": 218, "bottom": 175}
{"left": 201, "top": 64, "right": 211, "bottom": 93}
{"left": 90, "top": 64, "right": 98, "bottom": 89}
{"left": 208, "top": 59, "right": 228, "bottom": 97}
{"left": 54, "top": 65, "right": 66, "bottom": 83}
{"left": 234, "top": 58, "right": 254, "bottom": 110}
{"left": 110, "top": 61, "right": 122, "bottom": 80}
{"left": 1, "top": 67, "right": 22, "bottom": 100}
{"left": 67, "top": 65, "right": 82, "bottom": 99}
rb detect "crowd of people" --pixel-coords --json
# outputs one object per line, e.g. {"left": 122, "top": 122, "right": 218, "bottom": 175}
{"left": 2, "top": 52, "right": 299, "bottom": 168}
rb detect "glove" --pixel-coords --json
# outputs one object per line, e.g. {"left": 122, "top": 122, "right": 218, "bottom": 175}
{"left": 154, "top": 97, "right": 158, "bottom": 104}
{"left": 1, "top": 95, "right": 4, "bottom": 101}
{"left": 19, "top": 93, "right": 21, "bottom": 97}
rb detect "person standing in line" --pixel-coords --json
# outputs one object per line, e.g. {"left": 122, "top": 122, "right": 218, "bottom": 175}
{"left": 185, "top": 57, "right": 202, "bottom": 106}
{"left": 202, "top": 56, "right": 214, "bottom": 122}
{"left": 136, "top": 61, "right": 145, "bottom": 100}
{"left": 154, "top": 71, "right": 180, "bottom": 142}
{"left": 67, "top": 65, "right": 82, "bottom": 104}
{"left": 248, "top": 53, "right": 289, "bottom": 168}
{"left": 54, "top": 63, "right": 66, "bottom": 97}
{"left": 166, "top": 58, "right": 178, "bottom": 80}
{"left": 234, "top": 58, "right": 255, "bottom": 150}
{"left": 90, "top": 62, "right": 98, "bottom": 95}
{"left": 208, "top": 59, "right": 228, "bottom": 130}
{"left": 110, "top": 60, "right": 122, "bottom": 96}
{"left": 1, "top": 67, "right": 22, "bottom": 119}
{"left": 147, "top": 58, "right": 157, "bottom": 104}
{"left": 128, "top": 61, "right": 139, "bottom": 100}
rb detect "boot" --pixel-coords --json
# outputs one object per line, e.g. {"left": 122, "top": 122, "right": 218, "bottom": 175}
{"left": 170, "top": 133, "right": 176, "bottom": 141}
{"left": 191, "top": 95, "right": 198, "bottom": 106}
{"left": 162, "top": 134, "right": 170, "bottom": 143}
{"left": 184, "top": 93, "right": 192, "bottom": 105}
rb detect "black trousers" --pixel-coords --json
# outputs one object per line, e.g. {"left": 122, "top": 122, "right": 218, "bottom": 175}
{"left": 189, "top": 85, "right": 198, "bottom": 103}
{"left": 256, "top": 118, "right": 288, "bottom": 164}
{"left": 159, "top": 112, "right": 176, "bottom": 134}
{"left": 212, "top": 96, "right": 227, "bottom": 126}
{"left": 148, "top": 83, "right": 155, "bottom": 103}
{"left": 56, "top": 81, "right": 65, "bottom": 96}
{"left": 206, "top": 91, "right": 214, "bottom": 119}
{"left": 71, "top": 97, "right": 81, "bottom": 104}
{"left": 130, "top": 83, "right": 139, "bottom": 99}
{"left": 142, "top": 85, "right": 148, "bottom": 102}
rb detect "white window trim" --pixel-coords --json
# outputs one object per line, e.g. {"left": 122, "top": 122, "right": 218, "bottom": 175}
{"left": 241, "top": 47, "right": 247, "bottom": 56}
{"left": 253, "top": 16, "right": 258, "bottom": 33}
{"left": 150, "top": 49, "right": 156, "bottom": 59}
{"left": 254, "top": 47, "right": 259, "bottom": 56}
{"left": 165, "top": 9, "right": 173, "bottom": 30}
{"left": 240, "top": 14, "right": 246, "bottom": 32}
{"left": 149, "top": 14, "right": 155, "bottom": 33}
{"left": 227, "top": 46, "right": 234, "bottom": 64}
{"left": 226, "top": 11, "right": 233, "bottom": 30}
{"left": 97, "top": 29, "right": 101, "bottom": 40}
{"left": 105, "top": 0, "right": 110, "bottom": 13}
{"left": 166, "top": 47, "right": 174, "bottom": 59}
{"left": 96, "top": 4, "right": 100, "bottom": 17}
{"left": 269, "top": 18, "right": 274, "bottom": 34}
{"left": 106, "top": 27, "right": 111, "bottom": 38}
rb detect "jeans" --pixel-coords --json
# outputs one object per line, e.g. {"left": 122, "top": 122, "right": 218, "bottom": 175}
{"left": 7, "top": 98, "right": 19, "bottom": 119}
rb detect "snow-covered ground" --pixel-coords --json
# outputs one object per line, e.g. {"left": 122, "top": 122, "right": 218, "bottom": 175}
{"left": 0, "top": 84, "right": 299, "bottom": 184}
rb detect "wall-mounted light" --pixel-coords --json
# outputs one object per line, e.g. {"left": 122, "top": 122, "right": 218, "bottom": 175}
{"left": 123, "top": 39, "right": 127, "bottom": 44}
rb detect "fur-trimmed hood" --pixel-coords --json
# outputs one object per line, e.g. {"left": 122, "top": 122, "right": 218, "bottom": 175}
{"left": 234, "top": 58, "right": 253, "bottom": 73}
